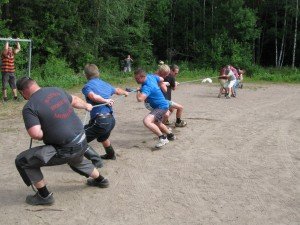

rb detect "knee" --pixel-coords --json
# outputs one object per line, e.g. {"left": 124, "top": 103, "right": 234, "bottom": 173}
{"left": 15, "top": 155, "right": 26, "bottom": 168}
{"left": 143, "top": 117, "right": 151, "bottom": 127}
{"left": 143, "top": 118, "right": 148, "bottom": 126}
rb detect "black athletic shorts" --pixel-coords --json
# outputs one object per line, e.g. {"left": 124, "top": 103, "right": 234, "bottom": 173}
{"left": 84, "top": 115, "right": 116, "bottom": 143}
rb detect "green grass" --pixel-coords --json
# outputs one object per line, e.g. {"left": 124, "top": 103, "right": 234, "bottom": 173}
{"left": 246, "top": 66, "right": 300, "bottom": 83}
{"left": 1, "top": 63, "right": 299, "bottom": 99}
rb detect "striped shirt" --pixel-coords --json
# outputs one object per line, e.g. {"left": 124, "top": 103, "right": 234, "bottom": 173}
{"left": 1, "top": 51, "right": 15, "bottom": 73}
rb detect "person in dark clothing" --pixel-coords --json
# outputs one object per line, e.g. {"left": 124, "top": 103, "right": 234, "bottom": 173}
{"left": 15, "top": 77, "right": 109, "bottom": 206}
{"left": 157, "top": 64, "right": 187, "bottom": 127}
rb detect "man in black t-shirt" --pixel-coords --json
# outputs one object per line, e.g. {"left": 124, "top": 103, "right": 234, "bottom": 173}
{"left": 158, "top": 65, "right": 187, "bottom": 127}
{"left": 15, "top": 77, "right": 109, "bottom": 206}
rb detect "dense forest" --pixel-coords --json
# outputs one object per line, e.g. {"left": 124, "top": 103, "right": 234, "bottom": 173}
{"left": 0, "top": 0, "right": 299, "bottom": 73}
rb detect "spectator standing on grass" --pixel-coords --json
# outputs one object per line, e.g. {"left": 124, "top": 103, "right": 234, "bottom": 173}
{"left": 123, "top": 55, "right": 133, "bottom": 72}
{"left": 1, "top": 40, "right": 21, "bottom": 101}
{"left": 15, "top": 77, "right": 109, "bottom": 206}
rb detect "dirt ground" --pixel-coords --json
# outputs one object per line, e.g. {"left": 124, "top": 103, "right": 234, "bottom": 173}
{"left": 0, "top": 83, "right": 299, "bottom": 225}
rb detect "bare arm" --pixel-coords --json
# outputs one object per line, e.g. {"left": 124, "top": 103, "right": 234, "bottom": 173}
{"left": 86, "top": 92, "right": 114, "bottom": 106}
{"left": 115, "top": 88, "right": 129, "bottom": 97}
{"left": 71, "top": 95, "right": 93, "bottom": 111}
{"left": 136, "top": 89, "right": 147, "bottom": 102}
{"left": 14, "top": 42, "right": 21, "bottom": 54}
{"left": 159, "top": 77, "right": 167, "bottom": 93}
{"left": 4, "top": 42, "right": 9, "bottom": 50}
{"left": 27, "top": 125, "right": 43, "bottom": 140}
{"left": 2, "top": 42, "right": 9, "bottom": 56}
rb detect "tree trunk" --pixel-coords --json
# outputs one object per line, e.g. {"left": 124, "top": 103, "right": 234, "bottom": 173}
{"left": 211, "top": 0, "right": 214, "bottom": 32}
{"left": 203, "top": 0, "right": 206, "bottom": 34}
{"left": 168, "top": 0, "right": 176, "bottom": 62}
{"left": 292, "top": 0, "right": 299, "bottom": 68}
{"left": 192, "top": 3, "right": 195, "bottom": 46}
{"left": 275, "top": 9, "right": 278, "bottom": 67}
{"left": 185, "top": 16, "right": 189, "bottom": 53}
{"left": 278, "top": 0, "right": 287, "bottom": 67}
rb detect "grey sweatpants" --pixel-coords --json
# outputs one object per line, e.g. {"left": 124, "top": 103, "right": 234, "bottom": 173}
{"left": 15, "top": 142, "right": 95, "bottom": 186}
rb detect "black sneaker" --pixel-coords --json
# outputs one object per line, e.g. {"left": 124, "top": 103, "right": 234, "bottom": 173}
{"left": 26, "top": 192, "right": 54, "bottom": 206}
{"left": 167, "top": 133, "right": 176, "bottom": 141}
{"left": 13, "top": 96, "right": 18, "bottom": 100}
{"left": 3, "top": 97, "right": 8, "bottom": 102}
{"left": 100, "top": 154, "right": 116, "bottom": 160}
{"left": 87, "top": 178, "right": 109, "bottom": 188}
{"left": 175, "top": 120, "right": 187, "bottom": 127}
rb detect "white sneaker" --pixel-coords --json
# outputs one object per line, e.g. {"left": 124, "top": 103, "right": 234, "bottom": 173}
{"left": 155, "top": 138, "right": 169, "bottom": 148}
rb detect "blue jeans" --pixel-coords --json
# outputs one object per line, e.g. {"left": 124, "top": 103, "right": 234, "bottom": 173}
{"left": 233, "top": 80, "right": 240, "bottom": 96}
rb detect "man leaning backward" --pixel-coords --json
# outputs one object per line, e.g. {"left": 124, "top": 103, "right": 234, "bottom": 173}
{"left": 15, "top": 77, "right": 109, "bottom": 206}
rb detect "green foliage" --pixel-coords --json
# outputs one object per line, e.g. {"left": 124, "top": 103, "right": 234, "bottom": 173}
{"left": 209, "top": 34, "right": 231, "bottom": 69}
{"left": 0, "top": 0, "right": 298, "bottom": 83}
{"left": 246, "top": 66, "right": 300, "bottom": 83}
{"left": 177, "top": 68, "right": 216, "bottom": 82}
{"left": 31, "top": 57, "right": 85, "bottom": 88}
{"left": 231, "top": 41, "right": 253, "bottom": 69}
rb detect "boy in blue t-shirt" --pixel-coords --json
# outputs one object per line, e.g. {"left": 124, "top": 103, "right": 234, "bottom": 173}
{"left": 82, "top": 64, "right": 128, "bottom": 164}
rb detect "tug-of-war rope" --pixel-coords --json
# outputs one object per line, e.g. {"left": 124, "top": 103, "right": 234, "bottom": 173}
{"left": 82, "top": 75, "right": 218, "bottom": 124}
{"left": 83, "top": 76, "right": 218, "bottom": 125}
{"left": 29, "top": 76, "right": 217, "bottom": 149}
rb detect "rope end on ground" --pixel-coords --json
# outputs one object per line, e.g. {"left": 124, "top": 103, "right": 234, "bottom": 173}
{"left": 201, "top": 78, "right": 213, "bottom": 83}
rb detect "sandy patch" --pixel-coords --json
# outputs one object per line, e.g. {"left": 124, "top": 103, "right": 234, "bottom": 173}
{"left": 0, "top": 83, "right": 299, "bottom": 225}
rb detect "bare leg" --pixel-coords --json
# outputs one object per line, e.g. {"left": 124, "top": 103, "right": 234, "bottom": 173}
{"left": 90, "top": 168, "right": 100, "bottom": 179}
{"left": 162, "top": 110, "right": 171, "bottom": 124}
{"left": 143, "top": 114, "right": 163, "bottom": 137}
{"left": 102, "top": 139, "right": 110, "bottom": 148}
{"left": 13, "top": 88, "right": 18, "bottom": 97}
{"left": 156, "top": 121, "right": 171, "bottom": 134}
{"left": 171, "top": 103, "right": 183, "bottom": 119}
{"left": 33, "top": 179, "right": 46, "bottom": 189}
{"left": 3, "top": 89, "right": 7, "bottom": 98}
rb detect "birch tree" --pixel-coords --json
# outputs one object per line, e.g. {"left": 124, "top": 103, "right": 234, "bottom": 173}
{"left": 292, "top": 0, "right": 299, "bottom": 68}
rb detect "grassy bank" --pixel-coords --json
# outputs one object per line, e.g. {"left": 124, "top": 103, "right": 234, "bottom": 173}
{"left": 2, "top": 61, "right": 299, "bottom": 100}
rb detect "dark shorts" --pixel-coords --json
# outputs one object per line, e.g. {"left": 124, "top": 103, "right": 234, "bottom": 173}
{"left": 2, "top": 72, "right": 16, "bottom": 89}
{"left": 149, "top": 108, "right": 168, "bottom": 123}
{"left": 84, "top": 115, "right": 116, "bottom": 143}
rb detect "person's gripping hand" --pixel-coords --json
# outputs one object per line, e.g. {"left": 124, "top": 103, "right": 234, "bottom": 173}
{"left": 106, "top": 99, "right": 115, "bottom": 106}
{"left": 86, "top": 103, "right": 93, "bottom": 111}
